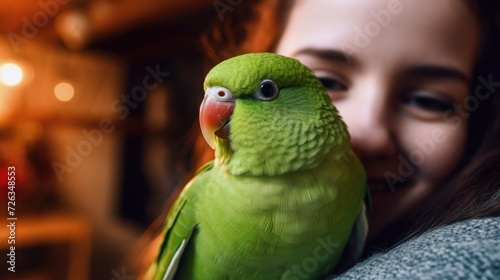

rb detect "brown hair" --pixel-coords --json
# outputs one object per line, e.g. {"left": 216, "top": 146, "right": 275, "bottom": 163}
{"left": 201, "top": 0, "right": 292, "bottom": 65}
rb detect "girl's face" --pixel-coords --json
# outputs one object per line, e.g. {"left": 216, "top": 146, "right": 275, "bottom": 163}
{"left": 276, "top": 0, "right": 480, "bottom": 239}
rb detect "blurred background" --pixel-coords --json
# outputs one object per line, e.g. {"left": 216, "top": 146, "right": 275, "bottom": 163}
{"left": 0, "top": 0, "right": 225, "bottom": 279}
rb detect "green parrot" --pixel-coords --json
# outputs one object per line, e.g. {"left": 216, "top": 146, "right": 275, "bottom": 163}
{"left": 153, "top": 53, "right": 367, "bottom": 280}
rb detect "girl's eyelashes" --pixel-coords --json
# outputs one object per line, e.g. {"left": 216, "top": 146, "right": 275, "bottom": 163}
{"left": 402, "top": 92, "right": 454, "bottom": 113}
{"left": 316, "top": 76, "right": 348, "bottom": 101}
{"left": 318, "top": 77, "right": 347, "bottom": 91}
{"left": 313, "top": 68, "right": 458, "bottom": 114}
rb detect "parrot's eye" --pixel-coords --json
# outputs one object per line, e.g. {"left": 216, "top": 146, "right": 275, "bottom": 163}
{"left": 256, "top": 79, "right": 279, "bottom": 101}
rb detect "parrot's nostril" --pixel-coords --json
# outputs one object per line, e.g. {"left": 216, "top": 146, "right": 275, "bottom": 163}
{"left": 218, "top": 91, "right": 225, "bottom": 97}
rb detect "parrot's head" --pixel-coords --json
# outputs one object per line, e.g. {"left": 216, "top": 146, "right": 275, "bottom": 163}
{"left": 200, "top": 53, "right": 350, "bottom": 176}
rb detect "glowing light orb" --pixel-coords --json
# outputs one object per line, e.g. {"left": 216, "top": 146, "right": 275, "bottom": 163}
{"left": 0, "top": 63, "right": 23, "bottom": 86}
{"left": 54, "top": 82, "right": 75, "bottom": 102}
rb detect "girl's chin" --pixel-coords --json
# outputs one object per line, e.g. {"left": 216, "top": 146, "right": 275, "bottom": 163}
{"left": 370, "top": 188, "right": 394, "bottom": 208}
{"left": 367, "top": 180, "right": 417, "bottom": 240}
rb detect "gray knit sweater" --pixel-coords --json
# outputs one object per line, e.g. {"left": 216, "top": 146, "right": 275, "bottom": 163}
{"left": 335, "top": 217, "right": 500, "bottom": 279}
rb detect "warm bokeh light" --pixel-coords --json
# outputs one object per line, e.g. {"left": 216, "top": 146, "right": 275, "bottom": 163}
{"left": 54, "top": 82, "right": 75, "bottom": 102}
{"left": 0, "top": 63, "right": 23, "bottom": 86}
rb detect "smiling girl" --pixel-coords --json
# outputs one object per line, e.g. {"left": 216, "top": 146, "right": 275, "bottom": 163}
{"left": 275, "top": 0, "right": 485, "bottom": 245}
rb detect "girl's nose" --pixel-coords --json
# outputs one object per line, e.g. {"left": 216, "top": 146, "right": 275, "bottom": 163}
{"left": 338, "top": 88, "right": 397, "bottom": 161}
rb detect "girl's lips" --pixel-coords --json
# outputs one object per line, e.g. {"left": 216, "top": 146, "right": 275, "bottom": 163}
{"left": 368, "top": 178, "right": 412, "bottom": 212}
{"left": 369, "top": 180, "right": 392, "bottom": 193}
{"left": 368, "top": 177, "right": 414, "bottom": 194}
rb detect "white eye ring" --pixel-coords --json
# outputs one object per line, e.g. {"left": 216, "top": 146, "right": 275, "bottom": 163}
{"left": 205, "top": 86, "right": 234, "bottom": 102}
{"left": 255, "top": 79, "right": 279, "bottom": 101}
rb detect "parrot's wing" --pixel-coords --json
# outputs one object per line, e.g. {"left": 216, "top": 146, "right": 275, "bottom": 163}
{"left": 332, "top": 184, "right": 371, "bottom": 275}
{"left": 154, "top": 161, "right": 214, "bottom": 280}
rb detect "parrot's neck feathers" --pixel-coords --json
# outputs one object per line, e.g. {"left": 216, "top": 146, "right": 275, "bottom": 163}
{"left": 213, "top": 119, "right": 352, "bottom": 177}
{"left": 214, "top": 138, "right": 233, "bottom": 167}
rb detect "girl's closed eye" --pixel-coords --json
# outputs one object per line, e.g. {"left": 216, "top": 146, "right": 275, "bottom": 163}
{"left": 403, "top": 94, "right": 454, "bottom": 112}
{"left": 401, "top": 90, "right": 455, "bottom": 119}
{"left": 315, "top": 72, "right": 349, "bottom": 101}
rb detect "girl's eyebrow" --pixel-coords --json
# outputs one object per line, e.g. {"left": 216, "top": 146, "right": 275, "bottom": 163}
{"left": 291, "top": 48, "right": 470, "bottom": 84}
{"left": 405, "top": 65, "right": 471, "bottom": 84}
{"left": 292, "top": 48, "right": 360, "bottom": 66}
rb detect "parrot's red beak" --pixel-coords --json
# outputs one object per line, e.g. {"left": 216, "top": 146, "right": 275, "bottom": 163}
{"left": 199, "top": 86, "right": 235, "bottom": 149}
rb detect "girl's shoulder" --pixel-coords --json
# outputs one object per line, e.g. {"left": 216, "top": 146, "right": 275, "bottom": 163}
{"left": 336, "top": 216, "right": 500, "bottom": 279}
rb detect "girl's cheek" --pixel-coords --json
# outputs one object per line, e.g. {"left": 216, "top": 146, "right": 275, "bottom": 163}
{"left": 400, "top": 119, "right": 468, "bottom": 184}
